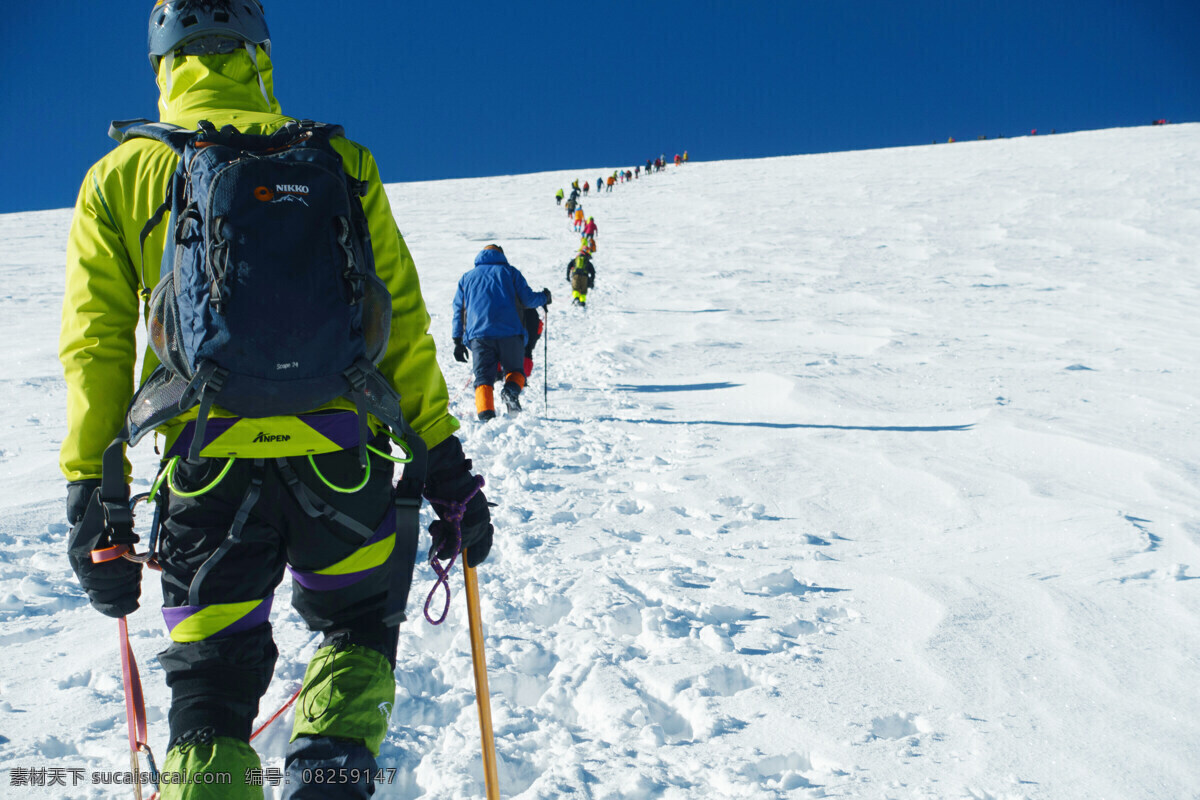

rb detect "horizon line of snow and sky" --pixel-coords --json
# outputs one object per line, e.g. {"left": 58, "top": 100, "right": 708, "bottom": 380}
{"left": 1, "top": 122, "right": 1198, "bottom": 798}
{"left": 3, "top": 1, "right": 1200, "bottom": 214}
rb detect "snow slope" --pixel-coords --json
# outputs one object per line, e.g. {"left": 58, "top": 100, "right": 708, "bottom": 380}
{"left": 1, "top": 124, "right": 1199, "bottom": 799}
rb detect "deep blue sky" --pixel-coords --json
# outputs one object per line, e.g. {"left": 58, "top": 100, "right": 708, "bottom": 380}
{"left": 3, "top": 1, "right": 1197, "bottom": 214}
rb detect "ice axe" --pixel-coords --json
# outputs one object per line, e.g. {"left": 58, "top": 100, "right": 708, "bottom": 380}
{"left": 464, "top": 552, "right": 501, "bottom": 799}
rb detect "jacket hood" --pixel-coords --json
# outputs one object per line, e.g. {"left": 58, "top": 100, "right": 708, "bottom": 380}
{"left": 155, "top": 46, "right": 283, "bottom": 126}
{"left": 474, "top": 247, "right": 510, "bottom": 267}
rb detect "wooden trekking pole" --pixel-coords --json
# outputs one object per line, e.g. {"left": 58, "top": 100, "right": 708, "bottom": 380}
{"left": 463, "top": 554, "right": 501, "bottom": 799}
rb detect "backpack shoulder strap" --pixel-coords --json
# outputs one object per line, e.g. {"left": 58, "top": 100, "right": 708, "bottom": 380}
{"left": 108, "top": 118, "right": 194, "bottom": 156}
{"left": 107, "top": 120, "right": 195, "bottom": 289}
{"left": 289, "top": 122, "right": 365, "bottom": 195}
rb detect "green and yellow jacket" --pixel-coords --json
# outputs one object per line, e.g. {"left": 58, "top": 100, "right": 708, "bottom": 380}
{"left": 60, "top": 48, "right": 459, "bottom": 483}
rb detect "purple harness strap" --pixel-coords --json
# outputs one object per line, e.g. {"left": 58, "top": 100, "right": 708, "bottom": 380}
{"left": 422, "top": 474, "right": 485, "bottom": 625}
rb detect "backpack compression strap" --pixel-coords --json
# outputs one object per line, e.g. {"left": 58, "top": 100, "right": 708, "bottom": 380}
{"left": 178, "top": 363, "right": 229, "bottom": 462}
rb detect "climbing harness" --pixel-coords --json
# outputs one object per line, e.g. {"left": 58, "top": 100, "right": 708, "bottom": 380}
{"left": 91, "top": 424, "right": 426, "bottom": 798}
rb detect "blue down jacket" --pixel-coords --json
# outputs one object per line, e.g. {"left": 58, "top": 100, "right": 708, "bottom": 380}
{"left": 452, "top": 248, "right": 549, "bottom": 342}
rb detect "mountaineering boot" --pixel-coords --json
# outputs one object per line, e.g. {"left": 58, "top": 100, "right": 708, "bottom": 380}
{"left": 501, "top": 381, "right": 522, "bottom": 413}
{"left": 159, "top": 729, "right": 264, "bottom": 799}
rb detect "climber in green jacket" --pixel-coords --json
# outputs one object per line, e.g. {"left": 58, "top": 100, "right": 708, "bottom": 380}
{"left": 60, "top": 3, "right": 493, "bottom": 797}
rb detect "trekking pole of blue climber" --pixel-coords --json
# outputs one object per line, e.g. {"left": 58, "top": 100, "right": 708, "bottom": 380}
{"left": 543, "top": 309, "right": 549, "bottom": 409}
{"left": 464, "top": 554, "right": 501, "bottom": 799}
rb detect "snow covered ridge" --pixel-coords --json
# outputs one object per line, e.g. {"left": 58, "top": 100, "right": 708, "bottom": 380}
{"left": 1, "top": 123, "right": 1199, "bottom": 798}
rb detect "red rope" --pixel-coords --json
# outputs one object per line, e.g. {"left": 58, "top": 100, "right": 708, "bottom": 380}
{"left": 251, "top": 686, "right": 303, "bottom": 741}
{"left": 118, "top": 618, "right": 160, "bottom": 799}
{"left": 118, "top": 618, "right": 150, "bottom": 754}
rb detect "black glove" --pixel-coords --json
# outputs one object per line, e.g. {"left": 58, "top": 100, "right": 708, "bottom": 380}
{"left": 66, "top": 480, "right": 142, "bottom": 618}
{"left": 542, "top": 288, "right": 552, "bottom": 306}
{"left": 428, "top": 492, "right": 491, "bottom": 568}
{"left": 425, "top": 437, "right": 493, "bottom": 567}
{"left": 453, "top": 339, "right": 469, "bottom": 363}
{"left": 66, "top": 479, "right": 99, "bottom": 525}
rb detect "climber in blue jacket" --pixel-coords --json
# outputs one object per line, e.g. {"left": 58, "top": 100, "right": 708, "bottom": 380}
{"left": 452, "top": 245, "right": 551, "bottom": 420}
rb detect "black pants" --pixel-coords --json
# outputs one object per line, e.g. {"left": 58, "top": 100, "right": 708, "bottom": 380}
{"left": 155, "top": 437, "right": 416, "bottom": 747}
{"left": 470, "top": 335, "right": 525, "bottom": 388}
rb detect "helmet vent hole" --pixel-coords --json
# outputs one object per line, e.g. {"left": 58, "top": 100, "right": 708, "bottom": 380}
{"left": 182, "top": 14, "right": 199, "bottom": 28}
{"left": 214, "top": 12, "right": 230, "bottom": 23}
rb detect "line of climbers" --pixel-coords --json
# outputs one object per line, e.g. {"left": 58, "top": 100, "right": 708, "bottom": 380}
{"left": 454, "top": 147, "right": 692, "bottom": 423}
{"left": 553, "top": 150, "right": 688, "bottom": 207}
{"left": 558, "top": 186, "right": 599, "bottom": 309}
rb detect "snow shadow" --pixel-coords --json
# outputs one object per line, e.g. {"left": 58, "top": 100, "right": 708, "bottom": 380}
{"left": 592, "top": 415, "right": 976, "bottom": 433}
{"left": 614, "top": 382, "right": 743, "bottom": 393}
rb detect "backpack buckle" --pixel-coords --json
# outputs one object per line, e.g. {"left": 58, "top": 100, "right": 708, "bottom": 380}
{"left": 343, "top": 361, "right": 368, "bottom": 392}
{"left": 101, "top": 500, "right": 138, "bottom": 545}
